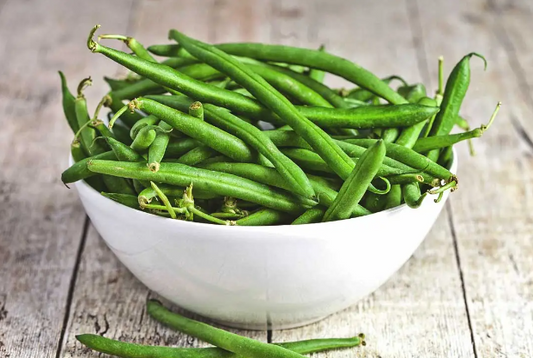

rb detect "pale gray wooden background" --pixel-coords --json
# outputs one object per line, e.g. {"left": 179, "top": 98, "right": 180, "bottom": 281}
{"left": 1, "top": 0, "right": 531, "bottom": 357}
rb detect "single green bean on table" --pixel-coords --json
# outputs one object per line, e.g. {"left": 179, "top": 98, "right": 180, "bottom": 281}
{"left": 76, "top": 331, "right": 364, "bottom": 358}
{"left": 146, "top": 299, "right": 314, "bottom": 358}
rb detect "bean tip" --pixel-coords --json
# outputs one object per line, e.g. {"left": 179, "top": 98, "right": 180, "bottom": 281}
{"left": 87, "top": 24, "right": 101, "bottom": 52}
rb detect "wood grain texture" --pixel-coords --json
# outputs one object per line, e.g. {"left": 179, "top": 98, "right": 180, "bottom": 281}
{"left": 60, "top": 2, "right": 270, "bottom": 356}
{"left": 0, "top": 0, "right": 132, "bottom": 357}
{"left": 413, "top": 0, "right": 533, "bottom": 356}
{"left": 269, "top": 1, "right": 474, "bottom": 357}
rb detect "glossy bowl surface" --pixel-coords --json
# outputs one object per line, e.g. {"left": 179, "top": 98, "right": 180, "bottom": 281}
{"left": 73, "top": 152, "right": 457, "bottom": 329}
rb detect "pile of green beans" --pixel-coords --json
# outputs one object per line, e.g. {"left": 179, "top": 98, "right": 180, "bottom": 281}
{"left": 59, "top": 24, "right": 500, "bottom": 226}
{"left": 76, "top": 299, "right": 366, "bottom": 357}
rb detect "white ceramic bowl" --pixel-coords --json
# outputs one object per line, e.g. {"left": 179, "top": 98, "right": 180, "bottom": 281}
{"left": 73, "top": 152, "right": 457, "bottom": 330}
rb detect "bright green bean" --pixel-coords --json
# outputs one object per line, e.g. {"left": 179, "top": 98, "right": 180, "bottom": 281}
{"left": 169, "top": 29, "right": 356, "bottom": 180}
{"left": 291, "top": 207, "right": 325, "bottom": 224}
{"left": 87, "top": 160, "right": 316, "bottom": 214}
{"left": 323, "top": 140, "right": 385, "bottom": 222}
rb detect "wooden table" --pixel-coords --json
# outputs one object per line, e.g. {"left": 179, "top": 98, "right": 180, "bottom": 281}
{"left": 1, "top": 0, "right": 531, "bottom": 357}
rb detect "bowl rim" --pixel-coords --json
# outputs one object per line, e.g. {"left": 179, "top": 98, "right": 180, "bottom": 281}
{"left": 72, "top": 148, "right": 458, "bottom": 230}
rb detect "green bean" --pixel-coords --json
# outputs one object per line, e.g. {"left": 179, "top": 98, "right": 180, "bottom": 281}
{"left": 199, "top": 162, "right": 369, "bottom": 216}
{"left": 138, "top": 185, "right": 217, "bottom": 207}
{"left": 427, "top": 53, "right": 487, "bottom": 161}
{"left": 101, "top": 193, "right": 140, "bottom": 209}
{"left": 76, "top": 332, "right": 364, "bottom": 358}
{"left": 130, "top": 115, "right": 159, "bottom": 139}
{"left": 104, "top": 76, "right": 136, "bottom": 91}
{"left": 166, "top": 138, "right": 201, "bottom": 158}
{"left": 363, "top": 192, "right": 388, "bottom": 213}
{"left": 148, "top": 121, "right": 173, "bottom": 172}
{"left": 291, "top": 207, "right": 325, "bottom": 224}
{"left": 107, "top": 92, "right": 143, "bottom": 127}
{"left": 106, "top": 137, "right": 145, "bottom": 162}
{"left": 147, "top": 43, "right": 185, "bottom": 57}
{"left": 264, "top": 129, "right": 437, "bottom": 184}
{"left": 296, "top": 104, "right": 438, "bottom": 129}
{"left": 397, "top": 83, "right": 427, "bottom": 104}
{"left": 87, "top": 160, "right": 315, "bottom": 214}
{"left": 189, "top": 101, "right": 204, "bottom": 119}
{"left": 323, "top": 140, "right": 385, "bottom": 222}
{"left": 101, "top": 175, "right": 136, "bottom": 195}
{"left": 347, "top": 75, "right": 407, "bottom": 102}
{"left": 177, "top": 146, "right": 217, "bottom": 166}
{"left": 70, "top": 141, "right": 85, "bottom": 163}
{"left": 210, "top": 43, "right": 408, "bottom": 104}
{"left": 396, "top": 97, "right": 437, "bottom": 149}
{"left": 59, "top": 71, "right": 79, "bottom": 134}
{"left": 236, "top": 209, "right": 288, "bottom": 226}
{"left": 279, "top": 148, "right": 404, "bottom": 178}
{"left": 89, "top": 119, "right": 114, "bottom": 139}
{"left": 142, "top": 95, "right": 315, "bottom": 198}
{"left": 150, "top": 181, "right": 176, "bottom": 218}
{"left": 61, "top": 151, "right": 116, "bottom": 184}
{"left": 112, "top": 122, "right": 133, "bottom": 145}
{"left": 146, "top": 299, "right": 311, "bottom": 358}
{"left": 402, "top": 182, "right": 427, "bottom": 208}
{"left": 169, "top": 30, "right": 356, "bottom": 180}
{"left": 344, "top": 139, "right": 454, "bottom": 181}
{"left": 245, "top": 63, "right": 331, "bottom": 107}
{"left": 263, "top": 63, "right": 349, "bottom": 108}
{"left": 306, "top": 45, "right": 327, "bottom": 83}
{"left": 99, "top": 34, "right": 157, "bottom": 62}
{"left": 130, "top": 98, "right": 256, "bottom": 163}
{"left": 130, "top": 125, "right": 157, "bottom": 153}
{"left": 75, "top": 77, "right": 105, "bottom": 156}
{"left": 384, "top": 185, "right": 402, "bottom": 209}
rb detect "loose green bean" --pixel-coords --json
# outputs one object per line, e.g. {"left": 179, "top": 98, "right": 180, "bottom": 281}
{"left": 76, "top": 332, "right": 364, "bottom": 358}
{"left": 146, "top": 300, "right": 311, "bottom": 358}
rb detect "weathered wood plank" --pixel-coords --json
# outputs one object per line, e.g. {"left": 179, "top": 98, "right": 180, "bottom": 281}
{"left": 61, "top": 1, "right": 270, "bottom": 356}
{"left": 413, "top": 0, "right": 533, "bottom": 356}
{"left": 0, "top": 0, "right": 134, "bottom": 357}
{"left": 270, "top": 1, "right": 474, "bottom": 357}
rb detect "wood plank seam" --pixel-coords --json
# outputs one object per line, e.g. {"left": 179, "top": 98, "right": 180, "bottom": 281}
{"left": 54, "top": 216, "right": 90, "bottom": 358}
{"left": 448, "top": 203, "right": 479, "bottom": 358}
{"left": 408, "top": 1, "right": 478, "bottom": 356}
